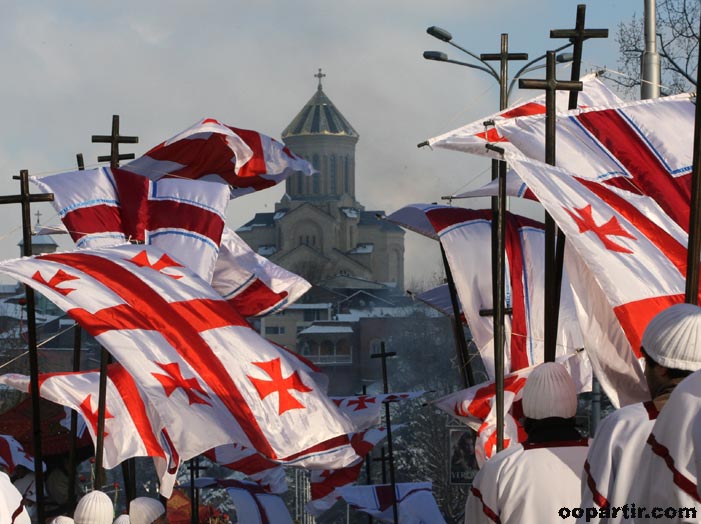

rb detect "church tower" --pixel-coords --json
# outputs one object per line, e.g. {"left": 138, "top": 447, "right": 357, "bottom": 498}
{"left": 237, "top": 71, "right": 404, "bottom": 291}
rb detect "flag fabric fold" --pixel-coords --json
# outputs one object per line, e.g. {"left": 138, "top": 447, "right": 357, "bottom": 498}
{"left": 331, "top": 392, "right": 424, "bottom": 432}
{"left": 204, "top": 443, "right": 287, "bottom": 494}
{"left": 0, "top": 245, "right": 356, "bottom": 467}
{"left": 0, "top": 435, "right": 43, "bottom": 476}
{"left": 219, "top": 479, "right": 293, "bottom": 524}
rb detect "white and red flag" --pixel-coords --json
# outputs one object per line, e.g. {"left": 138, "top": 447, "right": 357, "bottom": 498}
{"left": 121, "top": 118, "right": 315, "bottom": 198}
{"left": 0, "top": 245, "right": 356, "bottom": 467}
{"left": 330, "top": 392, "right": 424, "bottom": 432}
{"left": 306, "top": 427, "right": 391, "bottom": 517}
{"left": 502, "top": 149, "right": 695, "bottom": 406}
{"left": 0, "top": 366, "right": 180, "bottom": 497}
{"left": 386, "top": 204, "right": 585, "bottom": 378}
{"left": 338, "top": 482, "right": 446, "bottom": 524}
{"left": 204, "top": 443, "right": 287, "bottom": 494}
{"left": 211, "top": 228, "right": 311, "bottom": 317}
{"left": 0, "top": 435, "right": 42, "bottom": 476}
{"left": 218, "top": 479, "right": 293, "bottom": 524}
{"left": 32, "top": 166, "right": 229, "bottom": 283}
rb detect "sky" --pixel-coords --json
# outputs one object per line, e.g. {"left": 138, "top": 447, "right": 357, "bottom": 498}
{"left": 0, "top": 1, "right": 644, "bottom": 286}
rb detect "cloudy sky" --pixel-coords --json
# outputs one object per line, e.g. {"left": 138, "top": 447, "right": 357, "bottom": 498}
{"left": 0, "top": 1, "right": 643, "bottom": 285}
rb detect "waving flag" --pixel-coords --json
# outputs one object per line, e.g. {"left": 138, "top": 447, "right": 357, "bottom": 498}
{"left": 338, "top": 482, "right": 446, "bottom": 524}
{"left": 0, "top": 245, "right": 356, "bottom": 466}
{"left": 0, "top": 366, "right": 181, "bottom": 497}
{"left": 32, "top": 167, "right": 229, "bottom": 283}
{"left": 502, "top": 151, "right": 692, "bottom": 405}
{"left": 219, "top": 479, "right": 293, "bottom": 524}
{"left": 121, "top": 118, "right": 315, "bottom": 198}
{"left": 306, "top": 427, "right": 391, "bottom": 517}
{"left": 386, "top": 204, "right": 584, "bottom": 377}
{"left": 212, "top": 228, "right": 311, "bottom": 317}
{"left": 413, "top": 284, "right": 466, "bottom": 324}
{"left": 0, "top": 435, "right": 43, "bottom": 476}
{"left": 204, "top": 443, "right": 287, "bottom": 494}
{"left": 331, "top": 392, "right": 424, "bottom": 432}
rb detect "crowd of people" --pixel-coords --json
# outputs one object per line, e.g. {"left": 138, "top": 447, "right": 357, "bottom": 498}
{"left": 465, "top": 303, "right": 701, "bottom": 523}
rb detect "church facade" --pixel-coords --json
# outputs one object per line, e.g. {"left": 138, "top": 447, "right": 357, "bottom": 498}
{"left": 236, "top": 72, "right": 405, "bottom": 291}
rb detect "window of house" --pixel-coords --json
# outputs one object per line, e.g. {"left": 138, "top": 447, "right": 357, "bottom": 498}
{"left": 264, "top": 326, "right": 285, "bottom": 335}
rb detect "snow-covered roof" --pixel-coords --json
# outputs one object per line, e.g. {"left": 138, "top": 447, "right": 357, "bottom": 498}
{"left": 287, "top": 303, "right": 332, "bottom": 310}
{"left": 341, "top": 207, "right": 360, "bottom": 219}
{"left": 258, "top": 245, "right": 277, "bottom": 256}
{"left": 299, "top": 325, "right": 354, "bottom": 335}
{"left": 349, "top": 243, "right": 373, "bottom": 254}
{"left": 336, "top": 305, "right": 442, "bottom": 321}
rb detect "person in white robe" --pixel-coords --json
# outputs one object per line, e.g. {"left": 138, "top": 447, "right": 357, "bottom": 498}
{"left": 579, "top": 303, "right": 701, "bottom": 523}
{"left": 0, "top": 470, "right": 31, "bottom": 524}
{"left": 464, "top": 362, "right": 588, "bottom": 524}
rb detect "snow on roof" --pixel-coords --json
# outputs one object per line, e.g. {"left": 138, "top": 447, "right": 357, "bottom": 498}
{"left": 341, "top": 207, "right": 360, "bottom": 219}
{"left": 349, "top": 243, "right": 373, "bottom": 254}
{"left": 299, "top": 325, "right": 354, "bottom": 335}
{"left": 273, "top": 210, "right": 287, "bottom": 220}
{"left": 336, "top": 305, "right": 443, "bottom": 321}
{"left": 287, "top": 303, "right": 332, "bottom": 310}
{"left": 258, "top": 245, "right": 277, "bottom": 256}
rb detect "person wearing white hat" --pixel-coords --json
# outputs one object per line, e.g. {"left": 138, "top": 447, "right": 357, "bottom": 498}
{"left": 73, "top": 491, "right": 114, "bottom": 524}
{"left": 464, "top": 362, "right": 588, "bottom": 524}
{"left": 49, "top": 516, "right": 75, "bottom": 524}
{"left": 579, "top": 303, "right": 701, "bottom": 523}
{"left": 128, "top": 497, "right": 167, "bottom": 524}
{"left": 113, "top": 514, "right": 130, "bottom": 524}
{"left": 1, "top": 470, "right": 31, "bottom": 524}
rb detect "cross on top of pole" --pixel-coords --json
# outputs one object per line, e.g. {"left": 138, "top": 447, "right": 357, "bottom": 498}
{"left": 550, "top": 4, "right": 608, "bottom": 109}
{"left": 315, "top": 68, "right": 326, "bottom": 90}
{"left": 479, "top": 34, "right": 528, "bottom": 110}
{"left": 92, "top": 115, "right": 139, "bottom": 168}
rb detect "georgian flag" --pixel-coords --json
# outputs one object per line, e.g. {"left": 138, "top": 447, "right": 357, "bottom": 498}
{"left": 330, "top": 392, "right": 424, "bottom": 432}
{"left": 204, "top": 443, "right": 287, "bottom": 494}
{"left": 121, "top": 118, "right": 315, "bottom": 198}
{"left": 32, "top": 166, "right": 229, "bottom": 283}
{"left": 212, "top": 228, "right": 311, "bottom": 317}
{"left": 386, "top": 204, "right": 585, "bottom": 378}
{"left": 0, "top": 435, "right": 43, "bottom": 476}
{"left": 502, "top": 151, "right": 694, "bottom": 406}
{"left": 338, "top": 482, "right": 446, "bottom": 524}
{"left": 219, "top": 479, "right": 293, "bottom": 524}
{"left": 0, "top": 245, "right": 356, "bottom": 467}
{"left": 0, "top": 366, "right": 180, "bottom": 497}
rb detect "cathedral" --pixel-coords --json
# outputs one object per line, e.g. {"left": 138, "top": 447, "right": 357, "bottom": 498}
{"left": 236, "top": 71, "right": 405, "bottom": 292}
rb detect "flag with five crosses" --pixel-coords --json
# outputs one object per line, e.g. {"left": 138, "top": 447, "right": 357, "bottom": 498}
{"left": 330, "top": 392, "right": 424, "bottom": 432}
{"left": 0, "top": 244, "right": 357, "bottom": 468}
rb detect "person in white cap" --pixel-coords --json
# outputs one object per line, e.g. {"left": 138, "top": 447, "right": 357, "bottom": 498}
{"left": 464, "top": 362, "right": 587, "bottom": 524}
{"left": 73, "top": 490, "right": 114, "bottom": 524}
{"left": 129, "top": 497, "right": 167, "bottom": 524}
{"left": 49, "top": 516, "right": 75, "bottom": 524}
{"left": 0, "top": 469, "right": 31, "bottom": 524}
{"left": 579, "top": 303, "right": 701, "bottom": 523}
{"left": 113, "top": 514, "right": 130, "bottom": 524}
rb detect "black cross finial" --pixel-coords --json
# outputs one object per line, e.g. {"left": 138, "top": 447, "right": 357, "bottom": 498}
{"left": 92, "top": 115, "right": 139, "bottom": 168}
{"left": 315, "top": 68, "right": 326, "bottom": 90}
{"left": 480, "top": 34, "right": 528, "bottom": 110}
{"left": 34, "top": 209, "right": 42, "bottom": 225}
{"left": 550, "top": 4, "right": 608, "bottom": 110}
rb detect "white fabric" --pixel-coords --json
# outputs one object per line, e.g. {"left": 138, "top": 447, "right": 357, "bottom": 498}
{"left": 0, "top": 245, "right": 356, "bottom": 469}
{"left": 74, "top": 491, "right": 114, "bottom": 524}
{"left": 338, "top": 482, "right": 446, "bottom": 524}
{"left": 1, "top": 471, "right": 30, "bottom": 524}
{"left": 128, "top": 497, "right": 164, "bottom": 524}
{"left": 206, "top": 443, "right": 287, "bottom": 494}
{"left": 330, "top": 392, "right": 424, "bottom": 432}
{"left": 211, "top": 228, "right": 311, "bottom": 317}
{"left": 522, "top": 362, "right": 577, "bottom": 420}
{"left": 0, "top": 435, "right": 43, "bottom": 475}
{"left": 579, "top": 402, "right": 659, "bottom": 523}
{"left": 632, "top": 371, "right": 701, "bottom": 523}
{"left": 465, "top": 441, "right": 588, "bottom": 524}
{"left": 224, "top": 482, "right": 293, "bottom": 524}
{"left": 641, "top": 303, "right": 701, "bottom": 371}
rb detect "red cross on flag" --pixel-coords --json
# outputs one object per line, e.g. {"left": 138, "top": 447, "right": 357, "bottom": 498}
{"left": 0, "top": 365, "right": 180, "bottom": 496}
{"left": 0, "top": 245, "right": 356, "bottom": 467}
{"left": 204, "top": 443, "right": 287, "bottom": 494}
{"left": 386, "top": 204, "right": 585, "bottom": 378}
{"left": 121, "top": 118, "right": 315, "bottom": 198}
{"left": 0, "top": 435, "right": 43, "bottom": 476}
{"left": 503, "top": 149, "right": 694, "bottom": 406}
{"left": 331, "top": 392, "right": 424, "bottom": 432}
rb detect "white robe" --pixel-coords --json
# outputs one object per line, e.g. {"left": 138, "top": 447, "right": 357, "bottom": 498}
{"left": 465, "top": 439, "right": 589, "bottom": 524}
{"left": 631, "top": 371, "right": 701, "bottom": 524}
{"left": 0, "top": 472, "right": 30, "bottom": 524}
{"left": 578, "top": 401, "right": 659, "bottom": 523}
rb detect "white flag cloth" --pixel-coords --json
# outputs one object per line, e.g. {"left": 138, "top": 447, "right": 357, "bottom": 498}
{"left": 204, "top": 443, "right": 287, "bottom": 494}
{"left": 32, "top": 166, "right": 230, "bottom": 283}
{"left": 0, "top": 471, "right": 30, "bottom": 524}
{"left": 121, "top": 117, "right": 315, "bottom": 198}
{"left": 0, "top": 435, "right": 42, "bottom": 476}
{"left": 330, "top": 392, "right": 424, "bottom": 432}
{"left": 306, "top": 427, "right": 390, "bottom": 517}
{"left": 0, "top": 245, "right": 356, "bottom": 467}
{"left": 386, "top": 204, "right": 585, "bottom": 378}
{"left": 0, "top": 366, "right": 180, "bottom": 497}
{"left": 501, "top": 149, "right": 696, "bottom": 405}
{"left": 427, "top": 73, "right": 621, "bottom": 156}
{"left": 211, "top": 228, "right": 311, "bottom": 317}
{"left": 338, "top": 482, "right": 446, "bottom": 524}
{"left": 219, "top": 479, "right": 293, "bottom": 524}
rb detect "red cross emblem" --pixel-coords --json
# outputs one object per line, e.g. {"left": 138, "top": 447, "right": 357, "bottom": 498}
{"left": 79, "top": 394, "right": 114, "bottom": 438}
{"left": 248, "top": 358, "right": 313, "bottom": 415}
{"left": 32, "top": 269, "right": 79, "bottom": 296}
{"left": 564, "top": 204, "right": 636, "bottom": 253}
{"left": 152, "top": 362, "right": 211, "bottom": 406}
{"left": 347, "top": 395, "right": 376, "bottom": 411}
{"left": 127, "top": 251, "right": 184, "bottom": 279}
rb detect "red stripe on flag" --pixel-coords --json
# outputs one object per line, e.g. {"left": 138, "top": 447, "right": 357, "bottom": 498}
{"left": 40, "top": 252, "right": 276, "bottom": 458}
{"left": 575, "top": 110, "right": 691, "bottom": 231}
{"left": 228, "top": 278, "right": 288, "bottom": 317}
{"left": 504, "top": 214, "right": 531, "bottom": 370}
{"left": 501, "top": 102, "right": 545, "bottom": 119}
{"left": 62, "top": 205, "right": 123, "bottom": 242}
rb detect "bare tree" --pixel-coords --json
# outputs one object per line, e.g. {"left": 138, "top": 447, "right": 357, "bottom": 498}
{"left": 616, "top": 0, "right": 699, "bottom": 95}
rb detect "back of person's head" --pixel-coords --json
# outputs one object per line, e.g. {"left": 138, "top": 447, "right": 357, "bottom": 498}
{"left": 73, "top": 490, "right": 114, "bottom": 524}
{"left": 50, "top": 516, "right": 75, "bottom": 524}
{"left": 642, "top": 303, "right": 701, "bottom": 374}
{"left": 522, "top": 362, "right": 577, "bottom": 420}
{"left": 129, "top": 497, "right": 165, "bottom": 524}
{"left": 113, "top": 514, "right": 130, "bottom": 524}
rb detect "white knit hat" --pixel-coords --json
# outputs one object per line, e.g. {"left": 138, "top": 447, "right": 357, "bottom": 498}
{"left": 129, "top": 497, "right": 165, "bottom": 524}
{"left": 73, "top": 491, "right": 114, "bottom": 524}
{"left": 50, "top": 517, "right": 75, "bottom": 524}
{"left": 113, "top": 515, "right": 130, "bottom": 524}
{"left": 522, "top": 362, "right": 577, "bottom": 420}
{"left": 642, "top": 303, "right": 701, "bottom": 371}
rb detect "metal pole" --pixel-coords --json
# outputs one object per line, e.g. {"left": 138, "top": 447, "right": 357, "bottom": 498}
{"left": 642, "top": 0, "right": 661, "bottom": 99}
{"left": 375, "top": 343, "right": 398, "bottom": 524}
